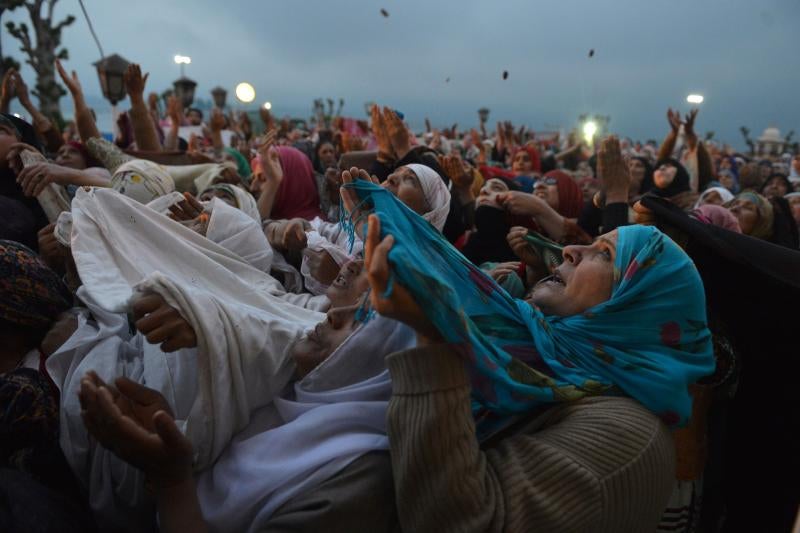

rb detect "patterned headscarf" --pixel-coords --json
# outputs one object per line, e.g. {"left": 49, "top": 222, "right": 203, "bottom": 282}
{"left": 0, "top": 240, "right": 71, "bottom": 328}
{"left": 111, "top": 159, "right": 175, "bottom": 204}
{"left": 343, "top": 182, "right": 714, "bottom": 426}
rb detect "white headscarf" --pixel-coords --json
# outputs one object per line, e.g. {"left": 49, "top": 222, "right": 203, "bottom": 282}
{"left": 202, "top": 183, "right": 261, "bottom": 223}
{"left": 695, "top": 186, "right": 735, "bottom": 209}
{"left": 404, "top": 163, "right": 451, "bottom": 232}
{"left": 111, "top": 159, "right": 175, "bottom": 204}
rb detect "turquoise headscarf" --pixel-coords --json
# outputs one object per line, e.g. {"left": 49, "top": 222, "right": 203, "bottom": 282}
{"left": 224, "top": 147, "right": 252, "bottom": 181}
{"left": 344, "top": 180, "right": 714, "bottom": 426}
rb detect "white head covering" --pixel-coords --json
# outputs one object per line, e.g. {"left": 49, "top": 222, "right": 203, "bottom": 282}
{"left": 201, "top": 183, "right": 260, "bottom": 222}
{"left": 404, "top": 163, "right": 451, "bottom": 232}
{"left": 111, "top": 159, "right": 175, "bottom": 204}
{"left": 695, "top": 186, "right": 735, "bottom": 209}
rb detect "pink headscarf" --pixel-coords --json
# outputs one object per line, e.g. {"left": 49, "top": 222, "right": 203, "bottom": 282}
{"left": 271, "top": 146, "right": 323, "bottom": 221}
{"left": 694, "top": 204, "right": 742, "bottom": 233}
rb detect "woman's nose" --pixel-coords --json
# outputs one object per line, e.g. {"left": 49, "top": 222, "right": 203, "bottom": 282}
{"left": 562, "top": 245, "right": 583, "bottom": 265}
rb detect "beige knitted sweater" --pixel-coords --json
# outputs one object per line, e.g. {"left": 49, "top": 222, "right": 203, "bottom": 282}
{"left": 386, "top": 345, "right": 675, "bottom": 533}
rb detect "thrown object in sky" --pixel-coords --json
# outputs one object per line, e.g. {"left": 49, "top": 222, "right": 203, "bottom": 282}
{"left": 687, "top": 94, "right": 704, "bottom": 104}
{"left": 589, "top": 49, "right": 595, "bottom": 58}
{"left": 445, "top": 77, "right": 450, "bottom": 83}
{"left": 502, "top": 70, "right": 509, "bottom": 80}
{"left": 380, "top": 8, "right": 389, "bottom": 17}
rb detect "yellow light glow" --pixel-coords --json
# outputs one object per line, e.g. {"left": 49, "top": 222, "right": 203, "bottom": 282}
{"left": 687, "top": 94, "right": 704, "bottom": 104}
{"left": 583, "top": 120, "right": 598, "bottom": 140}
{"left": 235, "top": 82, "right": 256, "bottom": 103}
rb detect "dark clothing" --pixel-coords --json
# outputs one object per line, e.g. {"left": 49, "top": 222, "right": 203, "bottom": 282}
{"left": 577, "top": 200, "right": 630, "bottom": 238}
{"left": 642, "top": 196, "right": 800, "bottom": 533}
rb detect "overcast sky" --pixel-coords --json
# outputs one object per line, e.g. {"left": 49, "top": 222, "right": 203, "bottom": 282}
{"left": 3, "top": 0, "right": 799, "bottom": 145}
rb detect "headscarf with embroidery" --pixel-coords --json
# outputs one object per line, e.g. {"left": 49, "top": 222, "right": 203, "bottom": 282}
{"left": 342, "top": 181, "right": 714, "bottom": 426}
{"left": 0, "top": 240, "right": 71, "bottom": 328}
{"left": 110, "top": 159, "right": 175, "bottom": 204}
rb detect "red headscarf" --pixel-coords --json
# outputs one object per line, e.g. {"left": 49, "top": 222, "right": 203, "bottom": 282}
{"left": 512, "top": 145, "right": 541, "bottom": 174}
{"left": 270, "top": 146, "right": 323, "bottom": 221}
{"left": 545, "top": 170, "right": 583, "bottom": 218}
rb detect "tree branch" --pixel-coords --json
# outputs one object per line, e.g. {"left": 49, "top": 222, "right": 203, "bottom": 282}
{"left": 53, "top": 13, "right": 74, "bottom": 34}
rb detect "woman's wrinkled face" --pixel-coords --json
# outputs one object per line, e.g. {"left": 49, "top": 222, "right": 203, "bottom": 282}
{"left": 762, "top": 177, "right": 788, "bottom": 199}
{"left": 654, "top": 163, "right": 677, "bottom": 189}
{"left": 528, "top": 230, "right": 618, "bottom": 317}
{"left": 383, "top": 167, "right": 427, "bottom": 215}
{"left": 55, "top": 145, "right": 87, "bottom": 170}
{"left": 788, "top": 196, "right": 800, "bottom": 225}
{"left": 476, "top": 178, "right": 510, "bottom": 208}
{"left": 291, "top": 304, "right": 360, "bottom": 377}
{"left": 326, "top": 260, "right": 368, "bottom": 308}
{"left": 199, "top": 189, "right": 237, "bottom": 207}
{"left": 317, "top": 142, "right": 338, "bottom": 169}
{"left": 533, "top": 178, "right": 559, "bottom": 211}
{"left": 728, "top": 198, "right": 759, "bottom": 235}
{"left": 700, "top": 190, "right": 724, "bottom": 206}
{"left": 628, "top": 159, "right": 646, "bottom": 190}
{"left": 512, "top": 150, "right": 533, "bottom": 175}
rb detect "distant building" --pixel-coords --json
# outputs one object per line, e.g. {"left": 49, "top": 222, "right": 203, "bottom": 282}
{"left": 756, "top": 126, "right": 786, "bottom": 157}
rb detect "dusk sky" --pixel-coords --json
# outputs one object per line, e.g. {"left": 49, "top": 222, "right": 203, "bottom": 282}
{"left": 3, "top": 0, "right": 799, "bottom": 146}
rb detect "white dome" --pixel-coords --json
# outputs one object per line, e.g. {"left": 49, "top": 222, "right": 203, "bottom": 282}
{"left": 759, "top": 126, "right": 782, "bottom": 143}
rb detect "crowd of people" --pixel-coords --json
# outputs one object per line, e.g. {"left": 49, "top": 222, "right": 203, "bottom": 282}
{"left": 1, "top": 58, "right": 798, "bottom": 533}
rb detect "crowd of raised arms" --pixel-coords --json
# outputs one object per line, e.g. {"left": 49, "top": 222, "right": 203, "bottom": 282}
{"left": 0, "top": 60, "right": 798, "bottom": 533}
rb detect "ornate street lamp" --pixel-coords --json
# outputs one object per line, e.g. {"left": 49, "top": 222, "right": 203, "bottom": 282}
{"left": 211, "top": 86, "right": 227, "bottom": 109}
{"left": 478, "top": 107, "right": 490, "bottom": 125}
{"left": 93, "top": 54, "right": 131, "bottom": 105}
{"left": 173, "top": 77, "right": 197, "bottom": 108}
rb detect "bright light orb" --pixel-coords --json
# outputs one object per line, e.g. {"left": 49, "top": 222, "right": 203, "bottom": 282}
{"left": 235, "top": 82, "right": 256, "bottom": 103}
{"left": 174, "top": 55, "right": 191, "bottom": 65}
{"left": 582, "top": 120, "right": 598, "bottom": 139}
{"left": 263, "top": 101, "right": 272, "bottom": 110}
{"left": 687, "top": 94, "right": 704, "bottom": 104}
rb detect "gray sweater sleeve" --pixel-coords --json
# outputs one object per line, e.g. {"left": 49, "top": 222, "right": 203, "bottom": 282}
{"left": 386, "top": 344, "right": 675, "bottom": 533}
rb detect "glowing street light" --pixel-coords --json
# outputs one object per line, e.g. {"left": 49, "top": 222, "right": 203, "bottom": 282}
{"left": 263, "top": 101, "right": 272, "bottom": 110}
{"left": 582, "top": 120, "right": 598, "bottom": 143}
{"left": 235, "top": 82, "right": 256, "bottom": 104}
{"left": 687, "top": 94, "right": 704, "bottom": 104}
{"left": 173, "top": 54, "right": 191, "bottom": 77}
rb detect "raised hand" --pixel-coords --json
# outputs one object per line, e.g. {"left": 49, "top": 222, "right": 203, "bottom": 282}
{"left": 596, "top": 135, "right": 631, "bottom": 203}
{"left": 9, "top": 70, "right": 32, "bottom": 107}
{"left": 365, "top": 214, "right": 440, "bottom": 341}
{"left": 257, "top": 130, "right": 283, "bottom": 183}
{"left": 340, "top": 166, "right": 379, "bottom": 237}
{"left": 438, "top": 153, "right": 474, "bottom": 191}
{"left": 683, "top": 109, "right": 699, "bottom": 150}
{"left": 666, "top": 108, "right": 682, "bottom": 134}
{"left": 55, "top": 60, "right": 84, "bottom": 99}
{"left": 498, "top": 191, "right": 546, "bottom": 217}
{"left": 167, "top": 95, "right": 183, "bottom": 128}
{"left": 209, "top": 108, "right": 226, "bottom": 133}
{"left": 1, "top": 68, "right": 15, "bottom": 106}
{"left": 304, "top": 249, "right": 340, "bottom": 285}
{"left": 168, "top": 192, "right": 206, "bottom": 221}
{"left": 78, "top": 370, "right": 193, "bottom": 488}
{"left": 123, "top": 64, "right": 149, "bottom": 101}
{"left": 506, "top": 226, "right": 542, "bottom": 268}
{"left": 371, "top": 104, "right": 393, "bottom": 160}
{"left": 266, "top": 218, "right": 309, "bottom": 252}
{"left": 132, "top": 292, "right": 198, "bottom": 352}
{"left": 383, "top": 107, "right": 411, "bottom": 161}
{"left": 487, "top": 261, "right": 522, "bottom": 283}
{"left": 16, "top": 162, "right": 68, "bottom": 197}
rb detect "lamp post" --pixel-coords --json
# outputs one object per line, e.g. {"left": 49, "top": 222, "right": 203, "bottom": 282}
{"left": 93, "top": 53, "right": 131, "bottom": 105}
{"left": 173, "top": 77, "right": 197, "bottom": 108}
{"left": 174, "top": 54, "right": 191, "bottom": 77}
{"left": 211, "top": 86, "right": 227, "bottom": 109}
{"left": 478, "top": 107, "right": 490, "bottom": 125}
